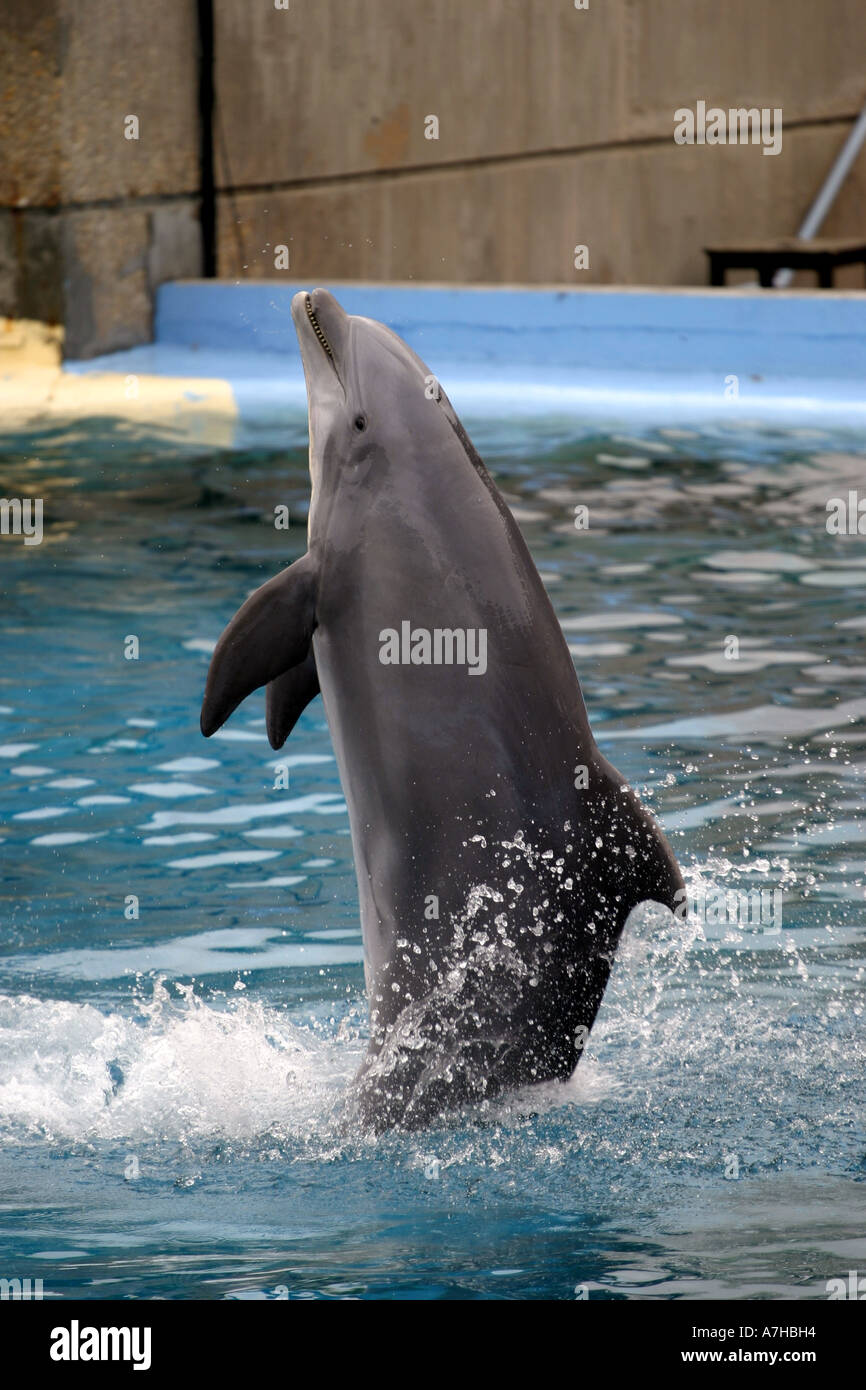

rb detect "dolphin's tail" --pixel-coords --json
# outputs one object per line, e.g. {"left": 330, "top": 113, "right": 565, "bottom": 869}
{"left": 347, "top": 781, "right": 686, "bottom": 1134}
{"left": 583, "top": 753, "right": 685, "bottom": 922}
{"left": 605, "top": 778, "right": 686, "bottom": 920}
{"left": 551, "top": 771, "right": 686, "bottom": 1075}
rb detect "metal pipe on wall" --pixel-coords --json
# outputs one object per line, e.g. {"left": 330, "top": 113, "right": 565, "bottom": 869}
{"left": 774, "top": 100, "right": 866, "bottom": 287}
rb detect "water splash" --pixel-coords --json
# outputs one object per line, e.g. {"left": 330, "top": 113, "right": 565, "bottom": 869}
{"left": 0, "top": 979, "right": 361, "bottom": 1147}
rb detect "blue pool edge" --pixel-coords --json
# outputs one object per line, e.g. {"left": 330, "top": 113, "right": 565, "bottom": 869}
{"left": 27, "top": 281, "right": 866, "bottom": 447}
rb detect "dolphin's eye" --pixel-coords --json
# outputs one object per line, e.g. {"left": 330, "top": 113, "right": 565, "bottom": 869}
{"left": 354, "top": 414, "right": 367, "bottom": 432}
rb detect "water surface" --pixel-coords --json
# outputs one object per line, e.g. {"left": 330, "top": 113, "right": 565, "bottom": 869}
{"left": 0, "top": 419, "right": 863, "bottom": 1299}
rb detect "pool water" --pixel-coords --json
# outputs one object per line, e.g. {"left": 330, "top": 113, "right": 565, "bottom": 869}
{"left": 0, "top": 418, "right": 863, "bottom": 1300}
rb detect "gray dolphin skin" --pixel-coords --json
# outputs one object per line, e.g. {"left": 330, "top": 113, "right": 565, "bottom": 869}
{"left": 201, "top": 288, "right": 685, "bottom": 1132}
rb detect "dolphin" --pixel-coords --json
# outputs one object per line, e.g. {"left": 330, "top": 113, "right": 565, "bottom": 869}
{"left": 201, "top": 288, "right": 685, "bottom": 1131}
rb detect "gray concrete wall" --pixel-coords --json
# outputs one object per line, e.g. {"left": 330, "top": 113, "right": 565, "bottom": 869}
{"left": 213, "top": 0, "right": 866, "bottom": 287}
{"left": 0, "top": 0, "right": 202, "bottom": 356}
{"left": 2, "top": 0, "right": 865, "bottom": 357}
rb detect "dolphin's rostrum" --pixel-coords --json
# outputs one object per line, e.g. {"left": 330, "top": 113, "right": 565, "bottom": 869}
{"left": 201, "top": 288, "right": 685, "bottom": 1131}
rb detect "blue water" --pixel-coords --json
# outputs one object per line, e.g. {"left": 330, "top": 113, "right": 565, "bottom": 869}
{"left": 0, "top": 419, "right": 863, "bottom": 1300}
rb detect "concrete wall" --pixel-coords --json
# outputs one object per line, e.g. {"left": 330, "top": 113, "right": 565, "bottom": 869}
{"left": 0, "top": 0, "right": 202, "bottom": 356}
{"left": 2, "top": 0, "right": 865, "bottom": 357}
{"left": 213, "top": 0, "right": 866, "bottom": 287}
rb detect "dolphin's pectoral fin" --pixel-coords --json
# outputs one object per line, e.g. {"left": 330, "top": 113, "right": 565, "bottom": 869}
{"left": 266, "top": 649, "right": 320, "bottom": 750}
{"left": 200, "top": 553, "right": 318, "bottom": 737}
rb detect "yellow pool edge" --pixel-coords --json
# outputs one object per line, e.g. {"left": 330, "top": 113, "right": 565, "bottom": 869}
{"left": 0, "top": 318, "right": 238, "bottom": 451}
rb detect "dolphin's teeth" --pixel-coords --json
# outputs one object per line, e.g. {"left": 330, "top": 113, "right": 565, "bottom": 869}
{"left": 305, "top": 294, "right": 334, "bottom": 359}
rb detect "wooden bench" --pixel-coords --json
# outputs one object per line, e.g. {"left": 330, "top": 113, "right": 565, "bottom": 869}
{"left": 705, "top": 237, "right": 866, "bottom": 288}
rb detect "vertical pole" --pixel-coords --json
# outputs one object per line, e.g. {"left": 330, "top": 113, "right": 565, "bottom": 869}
{"left": 197, "top": 0, "right": 216, "bottom": 277}
{"left": 773, "top": 101, "right": 866, "bottom": 288}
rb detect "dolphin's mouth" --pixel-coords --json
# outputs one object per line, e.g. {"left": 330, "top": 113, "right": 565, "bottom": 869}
{"left": 304, "top": 294, "right": 334, "bottom": 360}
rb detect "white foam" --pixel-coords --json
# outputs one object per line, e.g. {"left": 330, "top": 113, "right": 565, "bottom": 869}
{"left": 0, "top": 984, "right": 361, "bottom": 1144}
{"left": 156, "top": 757, "right": 220, "bottom": 773}
{"left": 801, "top": 571, "right": 866, "bottom": 587}
{"left": 562, "top": 611, "right": 682, "bottom": 632}
{"left": 617, "top": 696, "right": 866, "bottom": 742}
{"left": 182, "top": 638, "right": 217, "bottom": 654}
{"left": 31, "top": 832, "right": 100, "bottom": 846}
{"left": 4, "top": 928, "right": 365, "bottom": 982}
{"left": 703, "top": 550, "right": 816, "bottom": 573}
{"left": 211, "top": 729, "right": 269, "bottom": 743}
{"left": 166, "top": 848, "right": 280, "bottom": 870}
{"left": 130, "top": 781, "right": 215, "bottom": 799}
{"left": 141, "top": 793, "right": 346, "bottom": 831}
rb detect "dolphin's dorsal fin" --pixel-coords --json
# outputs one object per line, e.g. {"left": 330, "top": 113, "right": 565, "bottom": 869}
{"left": 200, "top": 552, "right": 318, "bottom": 737}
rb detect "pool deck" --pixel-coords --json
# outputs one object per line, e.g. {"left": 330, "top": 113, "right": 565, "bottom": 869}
{"left": 3, "top": 282, "right": 866, "bottom": 448}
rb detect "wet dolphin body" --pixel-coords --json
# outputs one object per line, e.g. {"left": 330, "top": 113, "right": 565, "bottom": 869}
{"left": 201, "top": 288, "right": 685, "bottom": 1131}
